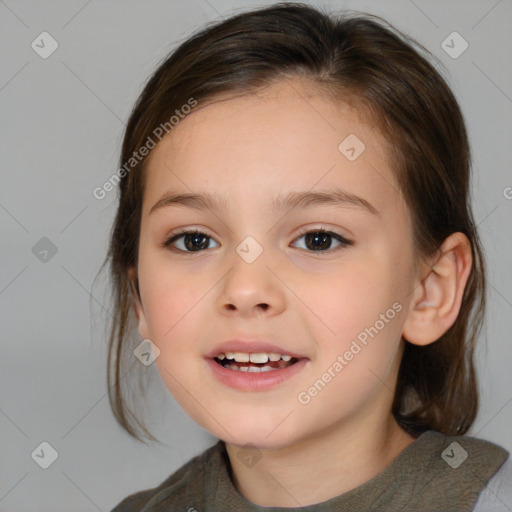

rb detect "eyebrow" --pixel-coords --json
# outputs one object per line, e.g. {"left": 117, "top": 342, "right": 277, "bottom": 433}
{"left": 149, "top": 187, "right": 379, "bottom": 216}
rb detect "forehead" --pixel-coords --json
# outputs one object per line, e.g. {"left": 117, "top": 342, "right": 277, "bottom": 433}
{"left": 142, "top": 78, "right": 401, "bottom": 215}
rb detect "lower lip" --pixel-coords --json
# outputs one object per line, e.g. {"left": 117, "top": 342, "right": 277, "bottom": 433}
{"left": 205, "top": 358, "right": 309, "bottom": 391}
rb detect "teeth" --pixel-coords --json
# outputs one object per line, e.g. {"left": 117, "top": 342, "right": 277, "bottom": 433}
{"left": 233, "top": 352, "right": 250, "bottom": 363}
{"left": 216, "top": 351, "right": 294, "bottom": 362}
{"left": 249, "top": 353, "right": 268, "bottom": 364}
{"left": 234, "top": 365, "right": 275, "bottom": 372}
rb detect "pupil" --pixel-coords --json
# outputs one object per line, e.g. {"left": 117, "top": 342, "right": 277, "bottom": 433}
{"left": 306, "top": 232, "right": 331, "bottom": 251}
{"left": 185, "top": 233, "right": 209, "bottom": 251}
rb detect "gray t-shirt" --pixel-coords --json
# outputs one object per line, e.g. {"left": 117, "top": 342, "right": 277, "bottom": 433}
{"left": 111, "top": 431, "right": 509, "bottom": 511}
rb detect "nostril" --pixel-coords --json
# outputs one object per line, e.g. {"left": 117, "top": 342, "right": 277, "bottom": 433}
{"left": 223, "top": 303, "right": 269, "bottom": 311}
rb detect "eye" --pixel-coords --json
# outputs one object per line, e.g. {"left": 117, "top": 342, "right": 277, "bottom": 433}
{"left": 291, "top": 228, "right": 353, "bottom": 254}
{"left": 162, "top": 227, "right": 353, "bottom": 254}
{"left": 163, "top": 229, "right": 219, "bottom": 253}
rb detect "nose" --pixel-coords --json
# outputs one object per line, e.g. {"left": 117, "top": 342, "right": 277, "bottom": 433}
{"left": 215, "top": 253, "right": 286, "bottom": 318}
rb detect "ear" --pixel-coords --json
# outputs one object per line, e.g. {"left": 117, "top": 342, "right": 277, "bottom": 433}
{"left": 402, "top": 232, "right": 473, "bottom": 346}
{"left": 127, "top": 267, "right": 150, "bottom": 340}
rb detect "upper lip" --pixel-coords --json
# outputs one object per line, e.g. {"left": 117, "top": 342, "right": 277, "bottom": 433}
{"left": 205, "top": 339, "right": 308, "bottom": 360}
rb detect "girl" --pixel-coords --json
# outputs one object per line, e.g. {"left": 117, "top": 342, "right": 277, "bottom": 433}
{"left": 107, "top": 3, "right": 510, "bottom": 510}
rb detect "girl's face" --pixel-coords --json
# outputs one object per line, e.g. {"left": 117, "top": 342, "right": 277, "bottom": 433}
{"left": 135, "top": 78, "right": 419, "bottom": 449}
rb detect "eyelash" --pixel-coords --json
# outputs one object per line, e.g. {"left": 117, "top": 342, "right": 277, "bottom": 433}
{"left": 162, "top": 227, "right": 353, "bottom": 255}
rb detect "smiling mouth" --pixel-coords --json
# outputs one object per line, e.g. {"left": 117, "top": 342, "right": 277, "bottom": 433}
{"left": 214, "top": 356, "right": 299, "bottom": 372}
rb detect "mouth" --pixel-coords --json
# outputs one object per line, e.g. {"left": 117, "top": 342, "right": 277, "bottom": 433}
{"left": 206, "top": 351, "right": 309, "bottom": 391}
{"left": 213, "top": 352, "right": 299, "bottom": 372}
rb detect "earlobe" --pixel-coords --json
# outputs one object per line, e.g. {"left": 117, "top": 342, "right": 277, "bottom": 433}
{"left": 135, "top": 308, "right": 150, "bottom": 342}
{"left": 127, "top": 267, "right": 150, "bottom": 340}
{"left": 402, "top": 232, "right": 473, "bottom": 346}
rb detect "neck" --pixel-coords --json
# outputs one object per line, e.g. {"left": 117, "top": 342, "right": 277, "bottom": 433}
{"left": 225, "top": 414, "right": 415, "bottom": 508}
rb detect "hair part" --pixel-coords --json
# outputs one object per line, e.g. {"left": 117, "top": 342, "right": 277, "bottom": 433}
{"left": 103, "top": 2, "right": 485, "bottom": 443}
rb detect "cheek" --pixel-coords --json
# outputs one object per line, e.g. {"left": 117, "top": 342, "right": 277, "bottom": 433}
{"left": 138, "top": 262, "right": 209, "bottom": 409}
{"left": 290, "top": 255, "right": 393, "bottom": 342}
{"left": 293, "top": 251, "right": 407, "bottom": 385}
{"left": 138, "top": 253, "right": 208, "bottom": 344}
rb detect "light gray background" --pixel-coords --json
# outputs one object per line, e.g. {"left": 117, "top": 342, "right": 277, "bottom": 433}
{"left": 1, "top": 0, "right": 511, "bottom": 510}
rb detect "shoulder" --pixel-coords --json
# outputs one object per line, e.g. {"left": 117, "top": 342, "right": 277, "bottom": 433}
{"left": 397, "top": 430, "right": 509, "bottom": 510}
{"left": 423, "top": 430, "right": 508, "bottom": 479}
{"left": 110, "top": 440, "right": 225, "bottom": 512}
{"left": 417, "top": 430, "right": 508, "bottom": 471}
{"left": 473, "top": 455, "right": 512, "bottom": 511}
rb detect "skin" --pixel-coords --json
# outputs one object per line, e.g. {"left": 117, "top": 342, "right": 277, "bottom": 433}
{"left": 133, "top": 77, "right": 472, "bottom": 507}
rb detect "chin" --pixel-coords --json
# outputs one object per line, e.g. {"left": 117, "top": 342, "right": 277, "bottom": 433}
{"left": 217, "top": 417, "right": 301, "bottom": 450}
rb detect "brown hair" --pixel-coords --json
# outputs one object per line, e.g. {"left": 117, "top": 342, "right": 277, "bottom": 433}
{"left": 103, "top": 2, "right": 485, "bottom": 443}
